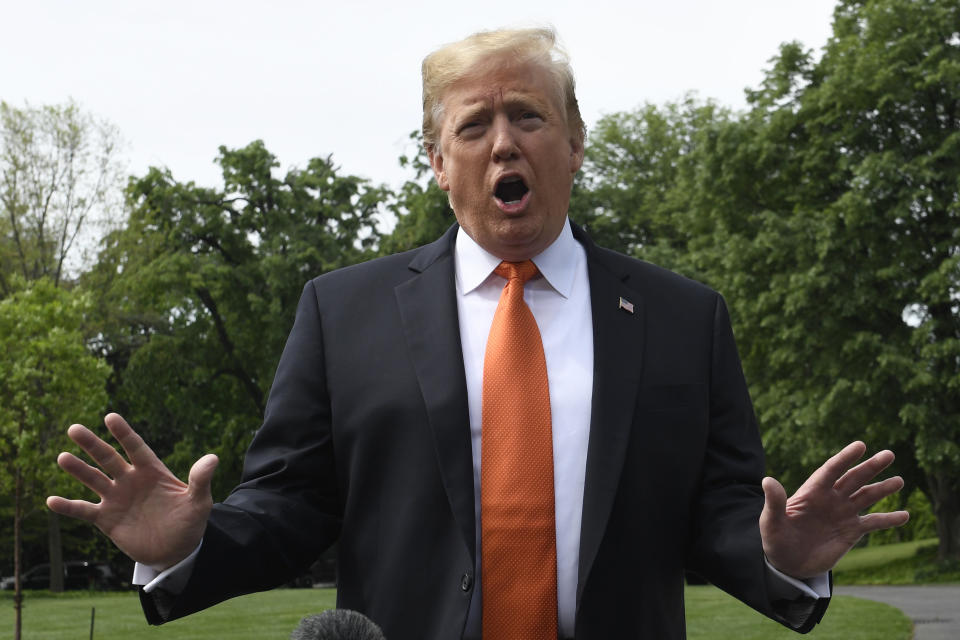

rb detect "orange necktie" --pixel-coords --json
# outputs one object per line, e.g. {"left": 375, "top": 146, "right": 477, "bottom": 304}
{"left": 481, "top": 260, "right": 558, "bottom": 640}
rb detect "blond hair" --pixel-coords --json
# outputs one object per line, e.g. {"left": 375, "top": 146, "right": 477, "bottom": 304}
{"left": 421, "top": 27, "right": 586, "bottom": 151}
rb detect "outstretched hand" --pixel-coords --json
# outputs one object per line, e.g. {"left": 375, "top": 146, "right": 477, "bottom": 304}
{"left": 46, "top": 413, "right": 218, "bottom": 569}
{"left": 760, "top": 441, "right": 909, "bottom": 579}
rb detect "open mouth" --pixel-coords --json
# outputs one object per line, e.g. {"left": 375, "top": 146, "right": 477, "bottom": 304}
{"left": 494, "top": 175, "right": 529, "bottom": 204}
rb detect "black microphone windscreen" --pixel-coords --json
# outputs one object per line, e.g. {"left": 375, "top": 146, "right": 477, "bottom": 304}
{"left": 290, "top": 609, "right": 385, "bottom": 640}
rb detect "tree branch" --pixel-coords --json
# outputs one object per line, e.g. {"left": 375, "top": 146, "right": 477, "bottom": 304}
{"left": 193, "top": 285, "right": 264, "bottom": 415}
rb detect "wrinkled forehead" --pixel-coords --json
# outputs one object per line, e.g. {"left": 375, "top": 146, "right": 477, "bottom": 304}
{"left": 438, "top": 59, "right": 565, "bottom": 124}
{"left": 446, "top": 85, "right": 556, "bottom": 118}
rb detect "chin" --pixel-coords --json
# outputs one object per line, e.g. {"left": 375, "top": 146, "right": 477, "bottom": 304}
{"left": 490, "top": 232, "right": 548, "bottom": 261}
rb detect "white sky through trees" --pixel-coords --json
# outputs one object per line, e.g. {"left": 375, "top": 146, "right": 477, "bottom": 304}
{"left": 2, "top": 0, "right": 836, "bottom": 190}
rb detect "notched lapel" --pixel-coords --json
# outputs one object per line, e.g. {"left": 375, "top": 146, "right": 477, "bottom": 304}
{"left": 395, "top": 228, "right": 476, "bottom": 560}
{"left": 575, "top": 238, "right": 646, "bottom": 607}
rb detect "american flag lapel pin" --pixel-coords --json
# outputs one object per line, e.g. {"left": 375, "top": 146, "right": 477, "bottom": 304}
{"left": 618, "top": 296, "right": 634, "bottom": 314}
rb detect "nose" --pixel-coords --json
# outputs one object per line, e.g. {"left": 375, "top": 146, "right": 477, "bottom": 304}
{"left": 490, "top": 116, "right": 519, "bottom": 161}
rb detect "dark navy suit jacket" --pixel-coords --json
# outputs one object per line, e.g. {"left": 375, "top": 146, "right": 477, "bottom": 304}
{"left": 141, "top": 223, "right": 828, "bottom": 638}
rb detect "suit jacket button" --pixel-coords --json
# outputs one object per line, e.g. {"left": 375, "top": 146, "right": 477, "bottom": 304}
{"left": 461, "top": 573, "right": 473, "bottom": 592}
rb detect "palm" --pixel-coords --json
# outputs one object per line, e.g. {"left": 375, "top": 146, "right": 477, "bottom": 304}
{"left": 47, "top": 413, "right": 218, "bottom": 568}
{"left": 760, "top": 441, "right": 909, "bottom": 579}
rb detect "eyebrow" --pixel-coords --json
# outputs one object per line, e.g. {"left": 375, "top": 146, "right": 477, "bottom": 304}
{"left": 453, "top": 91, "right": 555, "bottom": 125}
{"left": 504, "top": 93, "right": 553, "bottom": 114}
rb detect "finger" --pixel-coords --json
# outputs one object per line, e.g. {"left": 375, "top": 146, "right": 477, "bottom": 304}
{"left": 56, "top": 451, "right": 114, "bottom": 496}
{"left": 46, "top": 495, "right": 100, "bottom": 523}
{"left": 859, "top": 510, "right": 910, "bottom": 533}
{"left": 760, "top": 476, "right": 788, "bottom": 527}
{"left": 850, "top": 476, "right": 905, "bottom": 512}
{"left": 805, "top": 441, "right": 867, "bottom": 490}
{"left": 67, "top": 423, "right": 130, "bottom": 478}
{"left": 834, "top": 449, "right": 896, "bottom": 496}
{"left": 187, "top": 454, "right": 219, "bottom": 501}
{"left": 104, "top": 413, "right": 162, "bottom": 468}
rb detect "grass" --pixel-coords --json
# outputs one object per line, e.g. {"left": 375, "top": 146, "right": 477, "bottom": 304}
{"left": 0, "top": 584, "right": 913, "bottom": 640}
{"left": 6, "top": 541, "right": 949, "bottom": 639}
{"left": 0, "top": 588, "right": 336, "bottom": 640}
{"left": 834, "top": 538, "right": 960, "bottom": 585}
{"left": 685, "top": 585, "right": 912, "bottom": 640}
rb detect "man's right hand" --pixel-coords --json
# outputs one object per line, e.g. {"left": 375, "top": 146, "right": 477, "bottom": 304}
{"left": 46, "top": 413, "right": 218, "bottom": 570}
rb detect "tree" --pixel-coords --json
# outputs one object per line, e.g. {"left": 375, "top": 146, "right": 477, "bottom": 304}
{"left": 575, "top": 0, "right": 959, "bottom": 561}
{"left": 0, "top": 278, "right": 109, "bottom": 639}
{"left": 0, "top": 100, "right": 124, "bottom": 294}
{"left": 380, "top": 131, "right": 456, "bottom": 255}
{"left": 84, "top": 141, "right": 386, "bottom": 495}
{"left": 0, "top": 100, "right": 124, "bottom": 605}
{"left": 571, "top": 96, "right": 729, "bottom": 279}
{"left": 720, "top": 0, "right": 959, "bottom": 560}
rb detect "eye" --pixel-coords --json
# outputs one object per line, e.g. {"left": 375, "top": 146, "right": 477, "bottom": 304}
{"left": 457, "top": 121, "right": 485, "bottom": 137}
{"left": 515, "top": 111, "right": 545, "bottom": 129}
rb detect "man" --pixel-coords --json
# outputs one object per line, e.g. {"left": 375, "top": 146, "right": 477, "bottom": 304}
{"left": 48, "top": 28, "right": 908, "bottom": 639}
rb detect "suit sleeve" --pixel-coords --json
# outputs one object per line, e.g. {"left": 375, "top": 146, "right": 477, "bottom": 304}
{"left": 686, "top": 295, "right": 829, "bottom": 634}
{"left": 142, "top": 281, "right": 342, "bottom": 624}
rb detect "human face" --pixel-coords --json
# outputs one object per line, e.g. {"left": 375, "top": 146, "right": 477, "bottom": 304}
{"left": 428, "top": 61, "right": 584, "bottom": 261}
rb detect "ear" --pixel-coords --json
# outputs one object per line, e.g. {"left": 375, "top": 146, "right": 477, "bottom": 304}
{"left": 568, "top": 136, "right": 584, "bottom": 175}
{"left": 427, "top": 145, "right": 450, "bottom": 192}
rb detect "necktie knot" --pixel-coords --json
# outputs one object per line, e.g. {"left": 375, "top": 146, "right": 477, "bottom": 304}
{"left": 495, "top": 260, "right": 538, "bottom": 285}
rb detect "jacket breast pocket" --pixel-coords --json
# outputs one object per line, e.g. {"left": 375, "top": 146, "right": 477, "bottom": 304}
{"left": 634, "top": 383, "right": 710, "bottom": 474}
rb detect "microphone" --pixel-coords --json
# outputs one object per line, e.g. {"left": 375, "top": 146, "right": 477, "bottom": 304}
{"left": 290, "top": 609, "right": 385, "bottom": 640}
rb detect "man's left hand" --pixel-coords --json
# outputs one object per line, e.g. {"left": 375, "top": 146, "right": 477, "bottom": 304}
{"left": 759, "top": 441, "right": 910, "bottom": 579}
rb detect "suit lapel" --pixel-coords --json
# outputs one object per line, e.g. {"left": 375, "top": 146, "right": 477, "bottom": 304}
{"left": 573, "top": 226, "right": 646, "bottom": 606}
{"left": 394, "top": 226, "right": 476, "bottom": 559}
{"left": 393, "top": 223, "right": 646, "bottom": 592}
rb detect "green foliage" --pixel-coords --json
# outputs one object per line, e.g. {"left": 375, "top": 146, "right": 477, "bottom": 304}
{"left": 0, "top": 278, "right": 109, "bottom": 593}
{"left": 0, "top": 278, "right": 109, "bottom": 498}
{"left": 379, "top": 131, "right": 456, "bottom": 255}
{"left": 84, "top": 141, "right": 386, "bottom": 496}
{"left": 573, "top": 95, "right": 730, "bottom": 279}
{"left": 731, "top": 0, "right": 960, "bottom": 556}
{"left": 579, "top": 0, "right": 960, "bottom": 557}
{"left": 869, "top": 489, "right": 938, "bottom": 545}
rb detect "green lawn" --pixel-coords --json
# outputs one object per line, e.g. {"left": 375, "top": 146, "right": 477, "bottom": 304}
{"left": 1, "top": 585, "right": 912, "bottom": 640}
{"left": 4, "top": 540, "right": 945, "bottom": 639}
{"left": 685, "top": 585, "right": 911, "bottom": 640}
{"left": 1, "top": 588, "right": 336, "bottom": 640}
{"left": 834, "top": 538, "right": 960, "bottom": 584}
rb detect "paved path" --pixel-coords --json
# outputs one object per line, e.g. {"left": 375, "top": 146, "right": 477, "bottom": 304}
{"left": 834, "top": 585, "right": 960, "bottom": 640}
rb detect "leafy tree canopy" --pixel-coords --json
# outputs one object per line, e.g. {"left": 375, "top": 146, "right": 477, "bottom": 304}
{"left": 578, "top": 0, "right": 959, "bottom": 559}
{"left": 85, "top": 141, "right": 386, "bottom": 495}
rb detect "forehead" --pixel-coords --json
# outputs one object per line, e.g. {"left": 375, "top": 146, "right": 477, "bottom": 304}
{"left": 442, "top": 61, "right": 562, "bottom": 117}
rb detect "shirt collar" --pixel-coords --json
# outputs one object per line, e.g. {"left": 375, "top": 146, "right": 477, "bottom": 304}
{"left": 454, "top": 218, "right": 578, "bottom": 298}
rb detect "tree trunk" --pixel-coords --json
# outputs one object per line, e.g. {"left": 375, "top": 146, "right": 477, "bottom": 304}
{"left": 927, "top": 470, "right": 960, "bottom": 561}
{"left": 13, "top": 464, "right": 23, "bottom": 640}
{"left": 48, "top": 510, "right": 64, "bottom": 592}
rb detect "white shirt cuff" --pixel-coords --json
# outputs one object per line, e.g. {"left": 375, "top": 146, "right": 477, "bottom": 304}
{"left": 132, "top": 542, "right": 202, "bottom": 594}
{"left": 764, "top": 557, "right": 831, "bottom": 600}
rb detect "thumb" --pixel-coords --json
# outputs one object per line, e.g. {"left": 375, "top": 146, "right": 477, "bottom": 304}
{"left": 760, "top": 476, "right": 788, "bottom": 529}
{"left": 187, "top": 454, "right": 219, "bottom": 500}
